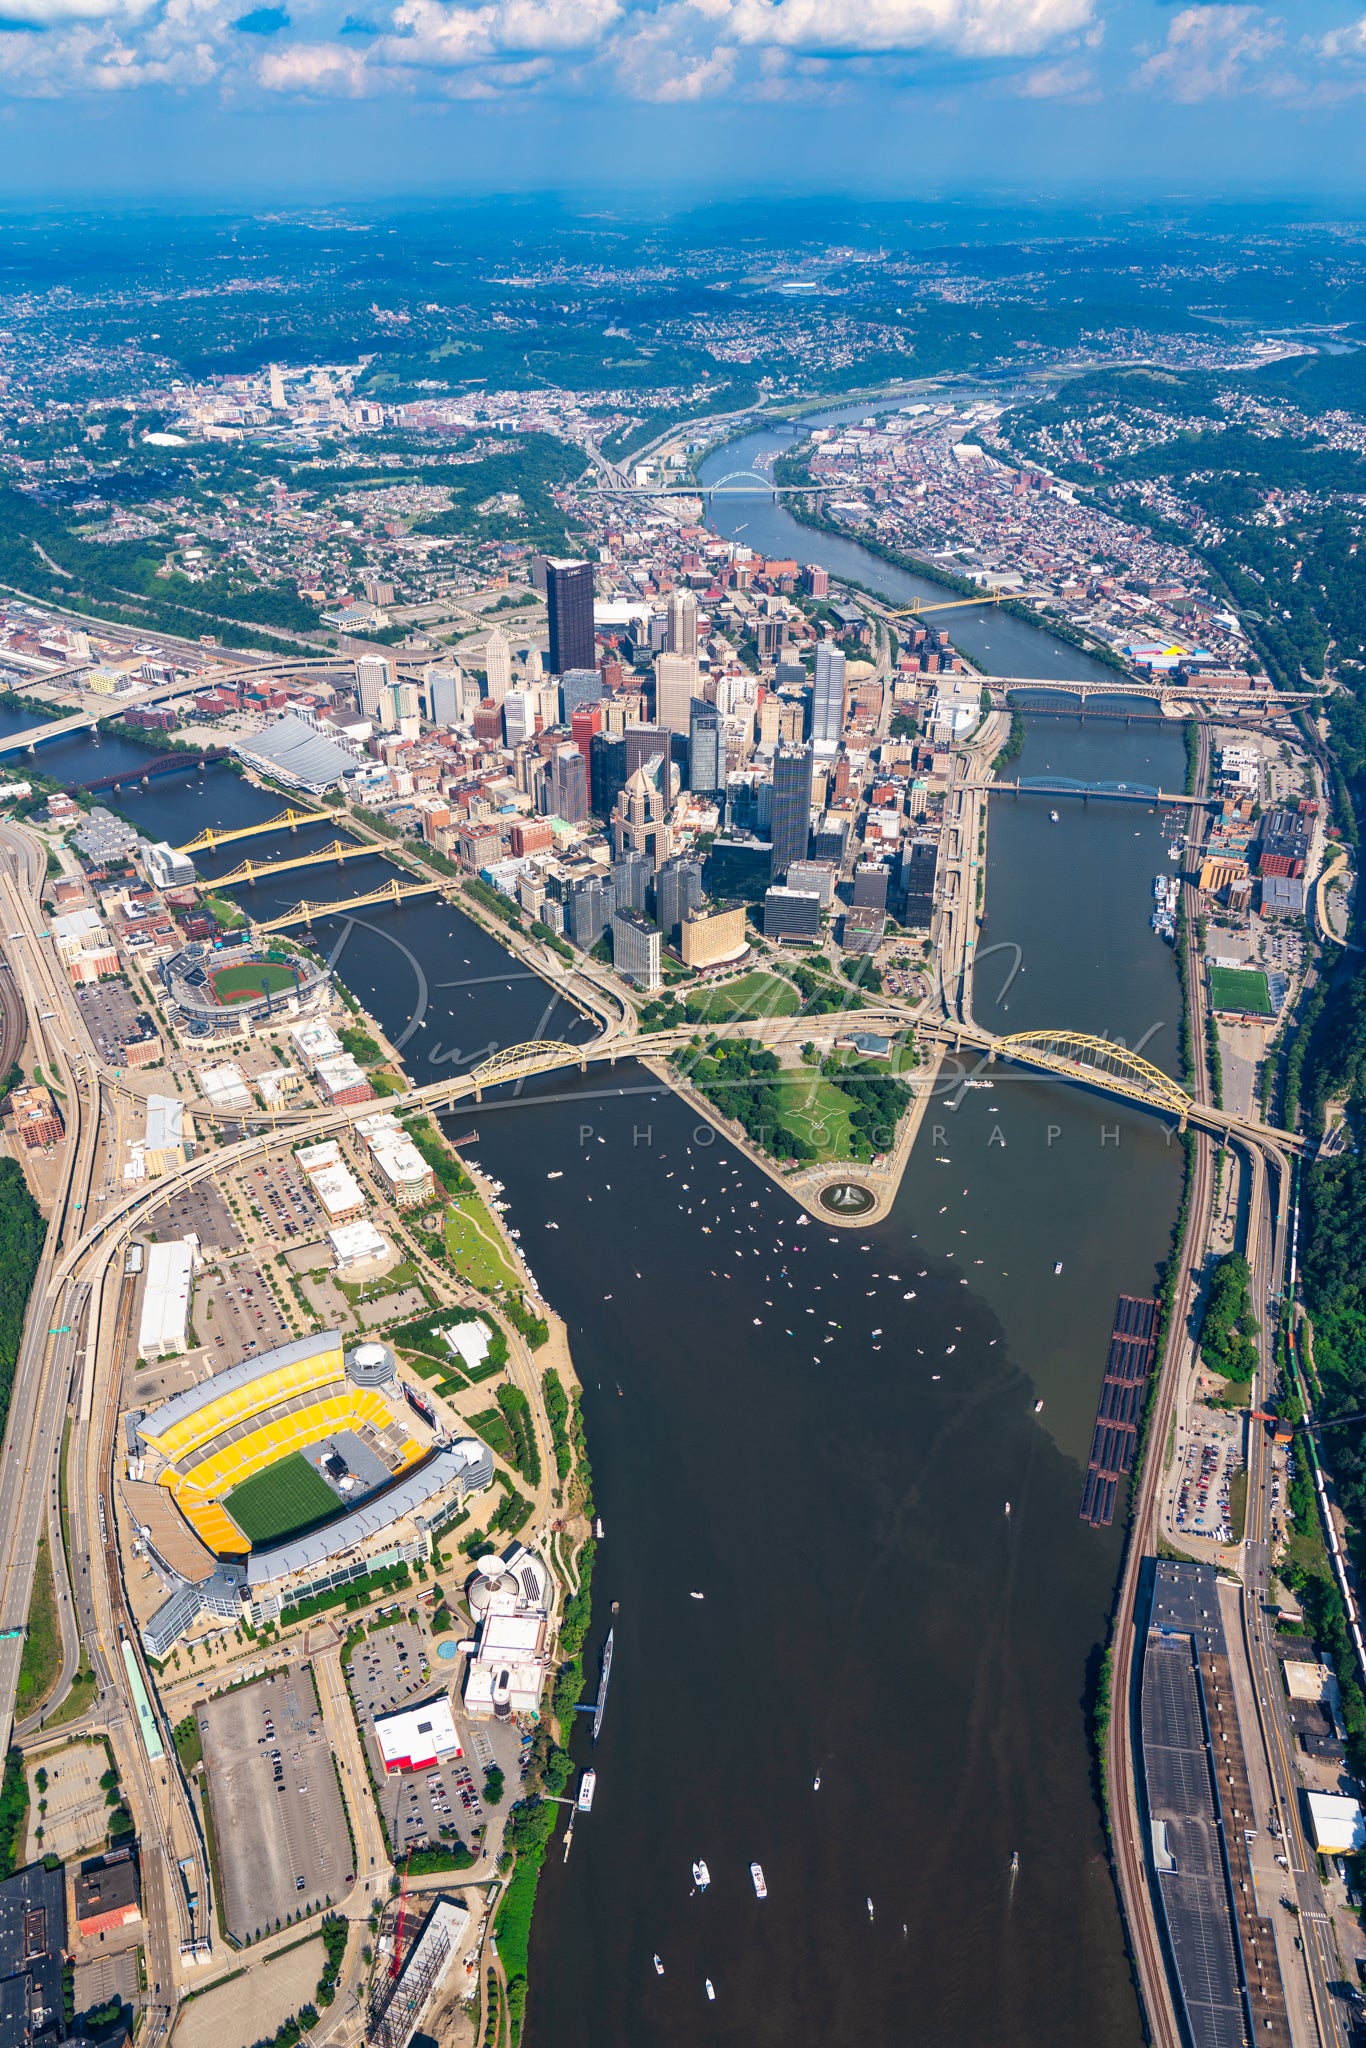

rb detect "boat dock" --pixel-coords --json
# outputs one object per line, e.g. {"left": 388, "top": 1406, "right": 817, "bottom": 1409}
{"left": 1080, "top": 1294, "right": 1160, "bottom": 1527}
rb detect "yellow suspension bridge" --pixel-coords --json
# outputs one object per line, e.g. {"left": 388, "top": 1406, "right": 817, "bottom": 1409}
{"left": 178, "top": 807, "right": 333, "bottom": 856}
{"left": 254, "top": 878, "right": 441, "bottom": 933}
{"left": 212, "top": 839, "right": 380, "bottom": 889}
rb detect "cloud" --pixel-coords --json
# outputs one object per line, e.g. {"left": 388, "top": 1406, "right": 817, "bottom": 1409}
{"left": 698, "top": 0, "right": 1094, "bottom": 57}
{"left": 1132, "top": 4, "right": 1281, "bottom": 101}
{"left": 378, "top": 0, "right": 621, "bottom": 67}
{"left": 256, "top": 36, "right": 371, "bottom": 84}
{"left": 1016, "top": 53, "right": 1097, "bottom": 93}
{"left": 234, "top": 4, "right": 288, "bottom": 29}
{"left": 1317, "top": 11, "right": 1366, "bottom": 59}
{"left": 610, "top": 6, "right": 737, "bottom": 96}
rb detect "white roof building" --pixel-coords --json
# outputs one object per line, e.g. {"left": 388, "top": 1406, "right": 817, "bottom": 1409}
{"left": 329, "top": 1219, "right": 391, "bottom": 1270}
{"left": 374, "top": 1697, "right": 462, "bottom": 1773}
{"left": 296, "top": 1140, "right": 367, "bottom": 1221}
{"left": 463, "top": 1545, "right": 551, "bottom": 1720}
{"left": 138, "top": 1239, "right": 195, "bottom": 1360}
{"left": 1306, "top": 1791, "right": 1366, "bottom": 1855}
{"left": 443, "top": 1320, "right": 491, "bottom": 1375}
{"left": 355, "top": 1112, "right": 437, "bottom": 1206}
{"left": 195, "top": 1063, "right": 253, "bottom": 1114}
{"left": 290, "top": 1019, "right": 344, "bottom": 1073}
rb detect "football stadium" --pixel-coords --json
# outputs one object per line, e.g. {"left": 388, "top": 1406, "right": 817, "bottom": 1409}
{"left": 131, "top": 1332, "right": 493, "bottom": 1654}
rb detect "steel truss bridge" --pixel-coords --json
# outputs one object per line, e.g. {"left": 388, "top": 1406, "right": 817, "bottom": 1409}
{"left": 179, "top": 807, "right": 331, "bottom": 855}
{"left": 990, "top": 776, "right": 1211, "bottom": 809}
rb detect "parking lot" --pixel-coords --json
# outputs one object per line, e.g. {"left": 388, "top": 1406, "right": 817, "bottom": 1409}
{"left": 1174, "top": 1411, "right": 1244, "bottom": 1544}
{"left": 345, "top": 1622, "right": 490, "bottom": 1857}
{"left": 199, "top": 1672, "right": 353, "bottom": 1942}
{"left": 238, "top": 1158, "right": 325, "bottom": 1246}
{"left": 199, "top": 1255, "right": 292, "bottom": 1362}
{"left": 75, "top": 980, "right": 146, "bottom": 1061}
{"left": 144, "top": 1179, "right": 240, "bottom": 1255}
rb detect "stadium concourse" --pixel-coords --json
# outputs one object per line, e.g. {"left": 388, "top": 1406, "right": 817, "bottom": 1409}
{"left": 125, "top": 1331, "right": 494, "bottom": 1656}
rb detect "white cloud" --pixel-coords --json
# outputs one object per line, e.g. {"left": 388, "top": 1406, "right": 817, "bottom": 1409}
{"left": 256, "top": 37, "right": 374, "bottom": 86}
{"left": 377, "top": 0, "right": 621, "bottom": 68}
{"left": 1016, "top": 54, "right": 1096, "bottom": 95}
{"left": 1317, "top": 12, "right": 1366, "bottom": 59}
{"left": 699, "top": 0, "right": 1094, "bottom": 56}
{"left": 1132, "top": 5, "right": 1282, "bottom": 102}
{"left": 0, "top": 0, "right": 158, "bottom": 24}
{"left": 609, "top": 7, "right": 737, "bottom": 97}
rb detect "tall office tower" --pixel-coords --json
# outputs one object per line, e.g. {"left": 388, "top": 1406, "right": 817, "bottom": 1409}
{"left": 654, "top": 854, "right": 704, "bottom": 937}
{"left": 502, "top": 689, "right": 535, "bottom": 748}
{"left": 611, "top": 850, "right": 652, "bottom": 913}
{"left": 654, "top": 652, "right": 702, "bottom": 736}
{"left": 548, "top": 744, "right": 589, "bottom": 825}
{"left": 546, "top": 558, "right": 596, "bottom": 675}
{"left": 560, "top": 668, "right": 603, "bottom": 723}
{"left": 612, "top": 763, "right": 673, "bottom": 869}
{"left": 688, "top": 700, "right": 724, "bottom": 795}
{"left": 810, "top": 642, "right": 847, "bottom": 750}
{"left": 484, "top": 627, "right": 512, "bottom": 707}
{"left": 666, "top": 587, "right": 699, "bottom": 660}
{"left": 591, "top": 733, "right": 627, "bottom": 822}
{"left": 426, "top": 666, "right": 463, "bottom": 728}
{"left": 356, "top": 654, "right": 393, "bottom": 719}
{"left": 769, "top": 742, "right": 815, "bottom": 881}
{"left": 625, "top": 722, "right": 669, "bottom": 783}
{"left": 568, "top": 873, "right": 614, "bottom": 950}
{"left": 571, "top": 703, "right": 605, "bottom": 804}
{"left": 610, "top": 906, "right": 662, "bottom": 992}
{"left": 269, "top": 363, "right": 286, "bottom": 410}
{"left": 524, "top": 645, "right": 544, "bottom": 684}
{"left": 381, "top": 681, "right": 421, "bottom": 731}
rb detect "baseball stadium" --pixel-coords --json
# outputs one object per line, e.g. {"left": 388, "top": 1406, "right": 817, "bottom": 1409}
{"left": 160, "top": 939, "right": 333, "bottom": 1038}
{"left": 132, "top": 1333, "right": 494, "bottom": 1653}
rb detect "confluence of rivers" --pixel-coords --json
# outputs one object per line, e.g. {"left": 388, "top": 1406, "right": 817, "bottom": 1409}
{"left": 0, "top": 403, "right": 1190, "bottom": 2045}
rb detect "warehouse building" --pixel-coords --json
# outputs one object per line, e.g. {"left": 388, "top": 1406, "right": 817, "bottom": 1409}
{"left": 138, "top": 1239, "right": 196, "bottom": 1360}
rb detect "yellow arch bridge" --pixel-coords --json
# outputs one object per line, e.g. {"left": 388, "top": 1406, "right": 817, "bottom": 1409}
{"left": 466, "top": 1040, "right": 592, "bottom": 1098}
{"left": 254, "top": 878, "right": 441, "bottom": 933}
{"left": 989, "top": 1030, "right": 1193, "bottom": 1126}
{"left": 212, "top": 840, "right": 378, "bottom": 889}
{"left": 179, "top": 807, "right": 332, "bottom": 855}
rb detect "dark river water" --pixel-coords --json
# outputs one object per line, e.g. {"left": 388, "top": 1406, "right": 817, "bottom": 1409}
{"left": 1, "top": 429, "right": 1185, "bottom": 2045}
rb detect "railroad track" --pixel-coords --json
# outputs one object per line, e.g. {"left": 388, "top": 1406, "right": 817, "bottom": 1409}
{"left": 0, "top": 944, "right": 26, "bottom": 1080}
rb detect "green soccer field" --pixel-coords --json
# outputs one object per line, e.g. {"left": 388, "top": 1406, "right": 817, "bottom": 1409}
{"left": 224, "top": 1452, "right": 340, "bottom": 1545}
{"left": 1208, "top": 966, "right": 1272, "bottom": 1016}
{"left": 210, "top": 960, "right": 300, "bottom": 1004}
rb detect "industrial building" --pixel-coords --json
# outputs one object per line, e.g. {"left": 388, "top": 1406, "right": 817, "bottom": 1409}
{"left": 74, "top": 1854, "right": 141, "bottom": 1939}
{"left": 0, "top": 1861, "right": 66, "bottom": 2048}
{"left": 138, "top": 1239, "right": 196, "bottom": 1360}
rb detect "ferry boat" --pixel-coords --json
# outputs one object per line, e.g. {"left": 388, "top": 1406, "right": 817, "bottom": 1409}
{"left": 693, "top": 1860, "right": 711, "bottom": 1890}
{"left": 751, "top": 1863, "right": 768, "bottom": 1900}
{"left": 577, "top": 1771, "right": 597, "bottom": 1813}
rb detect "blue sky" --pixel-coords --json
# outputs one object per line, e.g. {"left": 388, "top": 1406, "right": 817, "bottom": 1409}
{"left": 1, "top": 0, "right": 1366, "bottom": 197}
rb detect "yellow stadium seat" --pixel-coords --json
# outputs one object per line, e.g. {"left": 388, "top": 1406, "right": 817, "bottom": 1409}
{"left": 141, "top": 1346, "right": 344, "bottom": 1464}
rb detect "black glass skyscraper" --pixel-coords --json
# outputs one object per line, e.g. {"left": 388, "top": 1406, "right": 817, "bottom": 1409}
{"left": 546, "top": 559, "right": 596, "bottom": 675}
{"left": 769, "top": 742, "right": 814, "bottom": 881}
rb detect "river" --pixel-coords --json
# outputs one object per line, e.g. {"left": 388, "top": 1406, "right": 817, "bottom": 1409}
{"left": 0, "top": 424, "right": 1185, "bottom": 2044}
